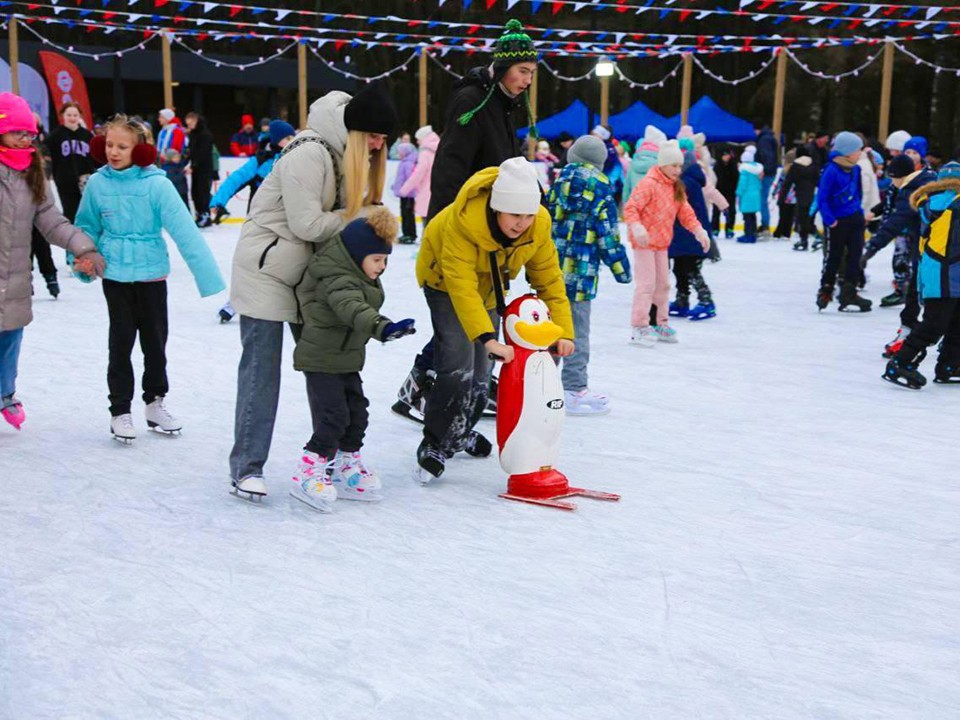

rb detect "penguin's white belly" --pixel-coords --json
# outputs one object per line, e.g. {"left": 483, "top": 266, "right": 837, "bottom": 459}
{"left": 500, "top": 352, "right": 565, "bottom": 475}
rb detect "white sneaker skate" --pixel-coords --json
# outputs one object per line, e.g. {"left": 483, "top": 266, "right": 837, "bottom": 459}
{"left": 564, "top": 389, "right": 610, "bottom": 416}
{"left": 654, "top": 324, "right": 679, "bottom": 343}
{"left": 110, "top": 413, "right": 136, "bottom": 444}
{"left": 630, "top": 326, "right": 656, "bottom": 348}
{"left": 232, "top": 475, "right": 267, "bottom": 502}
{"left": 289, "top": 451, "right": 338, "bottom": 513}
{"left": 145, "top": 397, "right": 181, "bottom": 434}
{"left": 331, "top": 451, "right": 383, "bottom": 502}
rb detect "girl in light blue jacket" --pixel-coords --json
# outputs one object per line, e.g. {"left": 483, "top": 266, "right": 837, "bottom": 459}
{"left": 75, "top": 115, "right": 225, "bottom": 442}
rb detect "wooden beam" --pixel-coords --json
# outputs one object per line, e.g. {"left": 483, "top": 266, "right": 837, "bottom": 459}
{"left": 680, "top": 53, "right": 692, "bottom": 126}
{"left": 418, "top": 49, "right": 428, "bottom": 128}
{"left": 878, "top": 41, "right": 894, "bottom": 143}
{"left": 772, "top": 48, "right": 788, "bottom": 147}
{"left": 298, "top": 42, "right": 308, "bottom": 130}
{"left": 600, "top": 75, "right": 610, "bottom": 126}
{"left": 161, "top": 33, "right": 173, "bottom": 110}
{"left": 527, "top": 68, "right": 538, "bottom": 160}
{"left": 9, "top": 17, "right": 19, "bottom": 96}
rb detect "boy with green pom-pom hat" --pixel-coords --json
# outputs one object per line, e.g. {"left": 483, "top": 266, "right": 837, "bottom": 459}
{"left": 390, "top": 19, "right": 540, "bottom": 432}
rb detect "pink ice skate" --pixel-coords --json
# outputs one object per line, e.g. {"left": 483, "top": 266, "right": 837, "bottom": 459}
{"left": 1, "top": 398, "right": 25, "bottom": 431}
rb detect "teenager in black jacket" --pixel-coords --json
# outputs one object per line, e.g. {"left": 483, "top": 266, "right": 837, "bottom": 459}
{"left": 185, "top": 112, "right": 215, "bottom": 227}
{"left": 394, "top": 19, "right": 538, "bottom": 429}
{"left": 783, "top": 146, "right": 820, "bottom": 250}
{"left": 46, "top": 102, "right": 95, "bottom": 222}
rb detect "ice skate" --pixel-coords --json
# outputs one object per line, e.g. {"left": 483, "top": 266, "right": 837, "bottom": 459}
{"left": 145, "top": 397, "right": 182, "bottom": 434}
{"left": 736, "top": 234, "right": 757, "bottom": 244}
{"left": 398, "top": 235, "right": 417, "bottom": 245}
{"left": 880, "top": 287, "right": 906, "bottom": 308}
{"left": 935, "top": 352, "right": 960, "bottom": 384}
{"left": 331, "top": 451, "right": 383, "bottom": 501}
{"left": 463, "top": 431, "right": 492, "bottom": 458}
{"left": 811, "top": 237, "right": 824, "bottom": 251}
{"left": 391, "top": 366, "right": 431, "bottom": 424}
{"left": 289, "top": 451, "right": 338, "bottom": 513}
{"left": 792, "top": 238, "right": 808, "bottom": 251}
{"left": 654, "top": 324, "right": 679, "bottom": 343}
{"left": 838, "top": 282, "right": 872, "bottom": 313}
{"left": 231, "top": 475, "right": 267, "bottom": 502}
{"left": 415, "top": 439, "right": 445, "bottom": 485}
{"left": 43, "top": 273, "right": 60, "bottom": 299}
{"left": 564, "top": 388, "right": 610, "bottom": 416}
{"left": 630, "top": 326, "right": 656, "bottom": 348}
{"left": 196, "top": 213, "right": 213, "bottom": 229}
{"left": 110, "top": 413, "right": 136, "bottom": 444}
{"left": 883, "top": 350, "right": 927, "bottom": 390}
{"left": 668, "top": 300, "right": 690, "bottom": 318}
{"left": 218, "top": 302, "right": 236, "bottom": 324}
{"left": 883, "top": 327, "right": 911, "bottom": 358}
{"left": 688, "top": 302, "right": 716, "bottom": 321}
{"left": 816, "top": 283, "right": 834, "bottom": 311}
{"left": 1, "top": 395, "right": 25, "bottom": 431}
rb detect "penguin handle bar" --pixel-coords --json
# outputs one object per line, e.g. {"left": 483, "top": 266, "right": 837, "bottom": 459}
{"left": 488, "top": 345, "right": 558, "bottom": 362}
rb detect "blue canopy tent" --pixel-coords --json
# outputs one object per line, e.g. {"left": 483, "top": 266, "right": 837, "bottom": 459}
{"left": 661, "top": 96, "right": 755, "bottom": 143}
{"left": 607, "top": 100, "right": 671, "bottom": 143}
{"left": 517, "top": 99, "right": 591, "bottom": 141}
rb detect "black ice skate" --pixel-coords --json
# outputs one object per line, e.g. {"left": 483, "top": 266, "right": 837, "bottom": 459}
{"left": 463, "top": 431, "right": 492, "bottom": 458}
{"left": 935, "top": 357, "right": 960, "bottom": 384}
{"left": 838, "top": 282, "right": 872, "bottom": 312}
{"left": 816, "top": 284, "right": 834, "bottom": 311}
{"left": 880, "top": 286, "right": 906, "bottom": 308}
{"left": 793, "top": 238, "right": 808, "bottom": 251}
{"left": 415, "top": 439, "right": 446, "bottom": 485}
{"left": 392, "top": 366, "right": 432, "bottom": 424}
{"left": 44, "top": 273, "right": 60, "bottom": 299}
{"left": 883, "top": 349, "right": 927, "bottom": 389}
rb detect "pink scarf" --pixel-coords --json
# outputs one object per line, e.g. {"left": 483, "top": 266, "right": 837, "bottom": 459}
{"left": 0, "top": 145, "right": 35, "bottom": 172}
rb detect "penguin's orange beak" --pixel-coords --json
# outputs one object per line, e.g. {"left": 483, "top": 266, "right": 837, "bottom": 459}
{"left": 514, "top": 320, "right": 563, "bottom": 349}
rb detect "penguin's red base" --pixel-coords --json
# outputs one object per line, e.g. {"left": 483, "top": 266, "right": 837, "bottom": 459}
{"left": 498, "top": 469, "right": 621, "bottom": 511}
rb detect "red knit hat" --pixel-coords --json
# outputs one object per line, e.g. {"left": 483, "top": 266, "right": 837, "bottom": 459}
{"left": 241, "top": 114, "right": 254, "bottom": 128}
{"left": 0, "top": 93, "right": 38, "bottom": 135}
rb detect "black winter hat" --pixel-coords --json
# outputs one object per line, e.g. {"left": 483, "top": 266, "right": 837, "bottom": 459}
{"left": 344, "top": 82, "right": 398, "bottom": 136}
{"left": 341, "top": 216, "right": 394, "bottom": 269}
{"left": 887, "top": 154, "right": 916, "bottom": 179}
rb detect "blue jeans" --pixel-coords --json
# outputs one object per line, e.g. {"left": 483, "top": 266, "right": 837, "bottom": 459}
{"left": 229, "top": 315, "right": 303, "bottom": 481}
{"left": 761, "top": 175, "right": 775, "bottom": 230}
{"left": 559, "top": 300, "right": 591, "bottom": 393}
{"left": 0, "top": 328, "right": 25, "bottom": 399}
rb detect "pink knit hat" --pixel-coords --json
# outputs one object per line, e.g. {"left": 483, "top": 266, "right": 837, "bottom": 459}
{"left": 0, "top": 93, "right": 38, "bottom": 135}
{"left": 676, "top": 124, "right": 695, "bottom": 140}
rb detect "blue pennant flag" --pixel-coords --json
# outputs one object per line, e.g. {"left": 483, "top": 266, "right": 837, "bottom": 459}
{"left": 843, "top": 4, "right": 860, "bottom": 16}
{"left": 396, "top": 33, "right": 408, "bottom": 41}
{"left": 250, "top": 6, "right": 265, "bottom": 15}
{"left": 542, "top": 28, "right": 553, "bottom": 38}
{"left": 177, "top": 1, "right": 191, "bottom": 10}
{"left": 530, "top": 0, "right": 543, "bottom": 13}
{"left": 428, "top": 21, "right": 440, "bottom": 27}
{"left": 368, "top": 16, "right": 380, "bottom": 24}
{"left": 463, "top": 0, "right": 472, "bottom": 9}
{"left": 904, "top": 7, "right": 919, "bottom": 18}
{"left": 323, "top": 14, "right": 335, "bottom": 23}
{"left": 659, "top": 10, "right": 669, "bottom": 19}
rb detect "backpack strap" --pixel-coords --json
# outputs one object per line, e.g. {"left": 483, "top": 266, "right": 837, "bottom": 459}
{"left": 489, "top": 251, "right": 507, "bottom": 317}
{"left": 278, "top": 135, "right": 343, "bottom": 211}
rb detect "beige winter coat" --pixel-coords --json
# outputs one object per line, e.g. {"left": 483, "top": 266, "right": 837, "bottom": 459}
{"left": 0, "top": 164, "right": 96, "bottom": 331}
{"left": 229, "top": 92, "right": 351, "bottom": 323}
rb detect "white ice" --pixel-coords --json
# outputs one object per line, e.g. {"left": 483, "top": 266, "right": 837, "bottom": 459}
{"left": 3, "top": 198, "right": 960, "bottom": 719}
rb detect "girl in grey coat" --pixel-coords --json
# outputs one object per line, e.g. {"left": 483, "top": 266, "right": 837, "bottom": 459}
{"left": 0, "top": 92, "right": 106, "bottom": 430}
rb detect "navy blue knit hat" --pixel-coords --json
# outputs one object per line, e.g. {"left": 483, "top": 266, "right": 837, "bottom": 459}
{"left": 269, "top": 120, "right": 295, "bottom": 148}
{"left": 341, "top": 209, "right": 395, "bottom": 269}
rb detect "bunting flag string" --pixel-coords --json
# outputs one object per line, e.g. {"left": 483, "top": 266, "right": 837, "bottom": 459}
{"left": 613, "top": 57, "right": 684, "bottom": 89}
{"left": 894, "top": 41, "right": 960, "bottom": 75}
{"left": 308, "top": 46, "right": 420, "bottom": 83}
{"left": 14, "top": 15, "right": 160, "bottom": 60}
{"left": 171, "top": 36, "right": 296, "bottom": 70}
{"left": 427, "top": 50, "right": 465, "bottom": 79}
{"left": 785, "top": 45, "right": 886, "bottom": 80}
{"left": 691, "top": 51, "right": 779, "bottom": 85}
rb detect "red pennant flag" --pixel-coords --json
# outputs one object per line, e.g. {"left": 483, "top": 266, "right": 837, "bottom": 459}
{"left": 697, "top": 35, "right": 707, "bottom": 46}
{"left": 821, "top": 3, "right": 838, "bottom": 11}
{"left": 758, "top": 0, "right": 774, "bottom": 9}
{"left": 882, "top": 6, "right": 897, "bottom": 15}
{"left": 467, "top": 24, "right": 480, "bottom": 34}
{"left": 103, "top": 11, "right": 115, "bottom": 20}
{"left": 27, "top": 3, "right": 39, "bottom": 9}
{"left": 790, "top": 15, "right": 804, "bottom": 22}
{"left": 552, "top": 1, "right": 563, "bottom": 14}
{"left": 154, "top": 0, "right": 170, "bottom": 7}
{"left": 408, "top": 20, "right": 422, "bottom": 27}
{"left": 229, "top": 5, "right": 242, "bottom": 17}
{"left": 679, "top": 9, "right": 692, "bottom": 21}
{"left": 197, "top": 32, "right": 209, "bottom": 42}
{"left": 486, "top": 0, "right": 496, "bottom": 8}
{"left": 143, "top": 30, "right": 153, "bottom": 39}
{"left": 334, "top": 40, "right": 347, "bottom": 52}
{"left": 848, "top": 18, "right": 863, "bottom": 29}
{"left": 615, "top": 0, "right": 628, "bottom": 13}
{"left": 743, "top": 37, "right": 754, "bottom": 50}
{"left": 173, "top": 15, "right": 186, "bottom": 24}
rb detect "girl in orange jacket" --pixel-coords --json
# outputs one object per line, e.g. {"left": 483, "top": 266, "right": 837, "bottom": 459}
{"left": 623, "top": 140, "right": 709, "bottom": 347}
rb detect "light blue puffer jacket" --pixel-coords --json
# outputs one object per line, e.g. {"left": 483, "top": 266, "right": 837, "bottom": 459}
{"left": 75, "top": 164, "right": 225, "bottom": 296}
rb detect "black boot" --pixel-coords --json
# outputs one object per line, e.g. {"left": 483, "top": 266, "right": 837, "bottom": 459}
{"left": 816, "top": 283, "right": 834, "bottom": 311}
{"left": 391, "top": 364, "right": 433, "bottom": 424}
{"left": 793, "top": 238, "right": 808, "bottom": 251}
{"left": 883, "top": 347, "right": 927, "bottom": 389}
{"left": 880, "top": 282, "right": 907, "bottom": 308}
{"left": 935, "top": 346, "right": 960, "bottom": 383}
{"left": 463, "top": 431, "right": 492, "bottom": 458}
{"left": 838, "top": 282, "right": 872, "bottom": 312}
{"left": 416, "top": 438, "right": 446, "bottom": 482}
{"left": 43, "top": 272, "right": 59, "bottom": 299}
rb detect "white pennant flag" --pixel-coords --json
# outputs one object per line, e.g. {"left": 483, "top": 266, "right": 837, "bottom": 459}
{"left": 275, "top": 9, "right": 291, "bottom": 22}
{"left": 128, "top": 0, "right": 140, "bottom": 5}
{"left": 739, "top": 0, "right": 755, "bottom": 7}
{"left": 52, "top": 5, "right": 65, "bottom": 14}
{"left": 863, "top": 4, "right": 881, "bottom": 17}
{"left": 865, "top": 18, "right": 882, "bottom": 27}
{"left": 808, "top": 17, "right": 825, "bottom": 24}
{"left": 915, "top": 21, "right": 930, "bottom": 29}
{"left": 697, "top": 10, "right": 712, "bottom": 19}
{"left": 574, "top": 2, "right": 588, "bottom": 10}
{"left": 800, "top": 2, "right": 817, "bottom": 10}
{"left": 315, "top": 40, "right": 329, "bottom": 50}
{"left": 507, "top": 0, "right": 522, "bottom": 8}
{"left": 127, "top": 13, "right": 143, "bottom": 23}
{"left": 438, "top": 0, "right": 448, "bottom": 7}
{"left": 614, "top": 32, "right": 624, "bottom": 45}
{"left": 196, "top": 18, "right": 207, "bottom": 26}
{"left": 926, "top": 7, "right": 942, "bottom": 20}
{"left": 105, "top": 27, "right": 116, "bottom": 34}
{"left": 665, "top": 34, "right": 677, "bottom": 45}
{"left": 375, "top": 33, "right": 387, "bottom": 39}
{"left": 203, "top": 2, "right": 216, "bottom": 14}
{"left": 557, "top": 29, "right": 572, "bottom": 38}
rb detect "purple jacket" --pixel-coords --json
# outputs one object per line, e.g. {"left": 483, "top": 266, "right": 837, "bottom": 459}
{"left": 392, "top": 144, "right": 418, "bottom": 199}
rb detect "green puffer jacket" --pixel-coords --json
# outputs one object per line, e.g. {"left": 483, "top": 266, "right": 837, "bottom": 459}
{"left": 293, "top": 237, "right": 393, "bottom": 374}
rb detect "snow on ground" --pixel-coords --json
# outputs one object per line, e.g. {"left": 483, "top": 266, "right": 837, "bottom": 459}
{"left": 3, "top": 216, "right": 960, "bottom": 720}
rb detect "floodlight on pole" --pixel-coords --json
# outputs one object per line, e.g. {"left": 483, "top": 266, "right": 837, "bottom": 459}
{"left": 595, "top": 57, "right": 615, "bottom": 78}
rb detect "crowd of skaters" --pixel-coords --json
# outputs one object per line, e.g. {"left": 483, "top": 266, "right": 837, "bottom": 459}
{"left": 3, "top": 19, "right": 959, "bottom": 513}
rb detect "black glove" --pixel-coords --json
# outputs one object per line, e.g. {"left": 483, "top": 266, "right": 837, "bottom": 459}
{"left": 381, "top": 319, "right": 416, "bottom": 342}
{"left": 860, "top": 246, "right": 877, "bottom": 270}
{"left": 211, "top": 205, "right": 229, "bottom": 225}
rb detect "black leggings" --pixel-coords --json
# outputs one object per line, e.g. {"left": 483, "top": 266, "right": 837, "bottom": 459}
{"left": 821, "top": 213, "right": 865, "bottom": 286}
{"left": 673, "top": 256, "right": 712, "bottom": 305}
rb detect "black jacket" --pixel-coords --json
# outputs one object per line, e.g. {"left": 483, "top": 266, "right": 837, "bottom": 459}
{"left": 782, "top": 158, "right": 819, "bottom": 207}
{"left": 756, "top": 127, "right": 779, "bottom": 176}
{"left": 187, "top": 117, "right": 215, "bottom": 174}
{"left": 46, "top": 125, "right": 96, "bottom": 195}
{"left": 805, "top": 141, "right": 829, "bottom": 173}
{"left": 428, "top": 67, "right": 523, "bottom": 220}
{"left": 714, "top": 157, "right": 739, "bottom": 202}
{"left": 866, "top": 168, "right": 938, "bottom": 254}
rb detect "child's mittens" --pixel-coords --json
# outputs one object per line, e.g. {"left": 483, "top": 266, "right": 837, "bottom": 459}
{"left": 380, "top": 319, "right": 416, "bottom": 342}
{"left": 694, "top": 228, "right": 711, "bottom": 253}
{"left": 628, "top": 222, "right": 649, "bottom": 249}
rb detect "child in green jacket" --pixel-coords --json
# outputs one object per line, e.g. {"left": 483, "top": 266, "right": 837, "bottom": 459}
{"left": 288, "top": 207, "right": 417, "bottom": 513}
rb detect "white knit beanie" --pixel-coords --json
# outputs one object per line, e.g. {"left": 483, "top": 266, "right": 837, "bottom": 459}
{"left": 644, "top": 125, "right": 667, "bottom": 147}
{"left": 591, "top": 124, "right": 611, "bottom": 141}
{"left": 657, "top": 140, "right": 684, "bottom": 167}
{"left": 491, "top": 158, "right": 541, "bottom": 214}
{"left": 741, "top": 145, "right": 757, "bottom": 163}
{"left": 415, "top": 125, "right": 433, "bottom": 142}
{"left": 159, "top": 108, "right": 175, "bottom": 122}
{"left": 885, "top": 130, "right": 911, "bottom": 153}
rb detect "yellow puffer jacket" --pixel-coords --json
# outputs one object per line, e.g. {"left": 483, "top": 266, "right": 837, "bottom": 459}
{"left": 416, "top": 167, "right": 574, "bottom": 342}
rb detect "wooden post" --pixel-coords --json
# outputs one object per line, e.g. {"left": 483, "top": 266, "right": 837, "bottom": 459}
{"left": 600, "top": 75, "right": 610, "bottom": 126}
{"left": 298, "top": 42, "right": 308, "bottom": 130}
{"left": 9, "top": 17, "right": 19, "bottom": 96}
{"left": 680, "top": 53, "right": 693, "bottom": 125}
{"left": 161, "top": 33, "right": 173, "bottom": 110}
{"left": 878, "top": 41, "right": 894, "bottom": 143}
{"left": 418, "top": 49, "right": 428, "bottom": 128}
{"left": 772, "top": 48, "right": 788, "bottom": 148}
{"left": 527, "top": 68, "right": 538, "bottom": 160}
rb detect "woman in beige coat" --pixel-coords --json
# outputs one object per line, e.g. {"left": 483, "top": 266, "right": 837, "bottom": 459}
{"left": 227, "top": 83, "right": 397, "bottom": 500}
{"left": 0, "top": 92, "right": 105, "bottom": 430}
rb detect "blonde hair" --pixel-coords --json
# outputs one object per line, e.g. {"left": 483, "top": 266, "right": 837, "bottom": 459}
{"left": 104, "top": 114, "right": 153, "bottom": 145}
{"left": 343, "top": 130, "right": 386, "bottom": 220}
